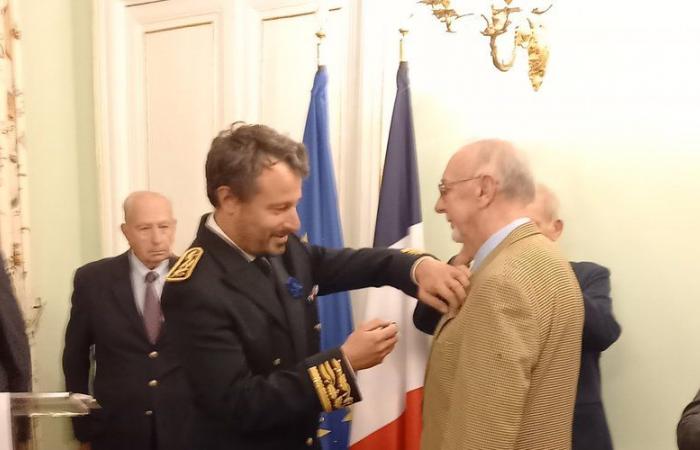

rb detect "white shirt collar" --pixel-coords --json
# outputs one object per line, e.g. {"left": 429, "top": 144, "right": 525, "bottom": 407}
{"left": 472, "top": 217, "right": 531, "bottom": 271}
{"left": 205, "top": 213, "right": 255, "bottom": 262}
{"left": 128, "top": 251, "right": 170, "bottom": 279}
{"left": 128, "top": 251, "right": 170, "bottom": 315}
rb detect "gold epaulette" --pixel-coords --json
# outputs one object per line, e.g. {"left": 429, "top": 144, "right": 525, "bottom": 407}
{"left": 307, "top": 358, "right": 355, "bottom": 413}
{"left": 400, "top": 248, "right": 426, "bottom": 256}
{"left": 166, "top": 247, "right": 203, "bottom": 282}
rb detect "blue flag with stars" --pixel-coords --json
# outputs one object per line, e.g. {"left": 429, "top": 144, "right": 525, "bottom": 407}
{"left": 297, "top": 65, "right": 354, "bottom": 450}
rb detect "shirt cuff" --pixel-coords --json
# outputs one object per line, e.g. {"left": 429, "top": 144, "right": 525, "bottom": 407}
{"left": 410, "top": 255, "right": 434, "bottom": 285}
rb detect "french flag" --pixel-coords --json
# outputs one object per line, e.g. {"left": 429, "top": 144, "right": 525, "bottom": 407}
{"left": 350, "top": 61, "right": 429, "bottom": 450}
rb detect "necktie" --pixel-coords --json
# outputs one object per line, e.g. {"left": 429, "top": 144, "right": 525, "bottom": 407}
{"left": 253, "top": 257, "right": 273, "bottom": 279}
{"left": 252, "top": 257, "right": 288, "bottom": 318}
{"left": 143, "top": 271, "right": 162, "bottom": 344}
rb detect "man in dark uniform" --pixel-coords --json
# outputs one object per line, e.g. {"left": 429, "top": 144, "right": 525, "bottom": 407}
{"left": 678, "top": 388, "right": 700, "bottom": 450}
{"left": 0, "top": 252, "right": 31, "bottom": 448}
{"left": 63, "top": 192, "right": 192, "bottom": 450}
{"left": 161, "top": 122, "right": 469, "bottom": 450}
{"left": 413, "top": 183, "right": 621, "bottom": 450}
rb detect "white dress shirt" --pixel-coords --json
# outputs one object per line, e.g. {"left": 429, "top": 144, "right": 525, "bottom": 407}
{"left": 471, "top": 217, "right": 531, "bottom": 271}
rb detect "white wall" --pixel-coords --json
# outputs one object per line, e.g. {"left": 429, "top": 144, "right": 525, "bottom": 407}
{"left": 21, "top": 0, "right": 99, "bottom": 448}
{"left": 15, "top": 0, "right": 700, "bottom": 449}
{"left": 376, "top": 1, "right": 700, "bottom": 449}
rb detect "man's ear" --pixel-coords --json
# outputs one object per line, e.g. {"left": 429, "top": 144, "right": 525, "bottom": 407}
{"left": 551, "top": 219, "right": 564, "bottom": 241}
{"left": 216, "top": 186, "right": 239, "bottom": 212}
{"left": 120, "top": 223, "right": 128, "bottom": 239}
{"left": 478, "top": 174, "right": 498, "bottom": 206}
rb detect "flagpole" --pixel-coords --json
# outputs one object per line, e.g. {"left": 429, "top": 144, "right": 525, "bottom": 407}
{"left": 399, "top": 27, "right": 408, "bottom": 62}
{"left": 316, "top": 29, "right": 326, "bottom": 67}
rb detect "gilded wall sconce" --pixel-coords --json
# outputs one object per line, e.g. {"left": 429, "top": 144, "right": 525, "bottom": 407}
{"left": 421, "top": 0, "right": 553, "bottom": 91}
{"left": 419, "top": 0, "right": 470, "bottom": 33}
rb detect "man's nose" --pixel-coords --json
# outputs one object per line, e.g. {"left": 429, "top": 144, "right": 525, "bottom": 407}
{"left": 151, "top": 227, "right": 164, "bottom": 244}
{"left": 287, "top": 209, "right": 301, "bottom": 232}
{"left": 435, "top": 196, "right": 446, "bottom": 214}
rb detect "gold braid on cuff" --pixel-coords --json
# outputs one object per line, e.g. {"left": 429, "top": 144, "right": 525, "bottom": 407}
{"left": 307, "top": 358, "right": 354, "bottom": 413}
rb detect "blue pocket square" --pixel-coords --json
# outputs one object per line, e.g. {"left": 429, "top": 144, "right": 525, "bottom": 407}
{"left": 285, "top": 277, "right": 303, "bottom": 299}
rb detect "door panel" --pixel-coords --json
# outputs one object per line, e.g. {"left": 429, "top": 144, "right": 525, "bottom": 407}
{"left": 144, "top": 21, "right": 217, "bottom": 250}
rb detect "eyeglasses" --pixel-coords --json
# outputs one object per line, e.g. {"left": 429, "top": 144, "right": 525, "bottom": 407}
{"left": 438, "top": 175, "right": 482, "bottom": 196}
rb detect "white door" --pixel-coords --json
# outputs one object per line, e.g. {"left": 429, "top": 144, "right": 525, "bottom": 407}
{"left": 94, "top": 0, "right": 381, "bottom": 255}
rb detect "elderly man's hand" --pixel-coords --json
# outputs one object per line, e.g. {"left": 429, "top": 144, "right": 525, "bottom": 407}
{"left": 414, "top": 257, "right": 470, "bottom": 314}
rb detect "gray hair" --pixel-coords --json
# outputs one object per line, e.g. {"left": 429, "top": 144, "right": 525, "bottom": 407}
{"left": 534, "top": 183, "right": 561, "bottom": 221}
{"left": 472, "top": 139, "right": 535, "bottom": 204}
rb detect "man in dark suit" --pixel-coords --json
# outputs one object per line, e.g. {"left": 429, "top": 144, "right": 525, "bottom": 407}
{"left": 63, "top": 191, "right": 191, "bottom": 450}
{"left": 678, "top": 388, "right": 700, "bottom": 450}
{"left": 413, "top": 183, "right": 621, "bottom": 450}
{"left": 161, "top": 122, "right": 470, "bottom": 450}
{"left": 0, "top": 252, "right": 31, "bottom": 447}
{"left": 527, "top": 184, "right": 621, "bottom": 450}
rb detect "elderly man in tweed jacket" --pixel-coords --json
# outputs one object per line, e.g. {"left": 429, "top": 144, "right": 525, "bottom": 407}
{"left": 419, "top": 140, "right": 584, "bottom": 450}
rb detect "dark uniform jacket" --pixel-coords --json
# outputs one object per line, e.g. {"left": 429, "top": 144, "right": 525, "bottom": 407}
{"left": 413, "top": 260, "right": 621, "bottom": 450}
{"left": 0, "top": 252, "right": 31, "bottom": 443}
{"left": 0, "top": 253, "right": 31, "bottom": 393}
{"left": 678, "top": 388, "right": 700, "bottom": 450}
{"left": 161, "top": 215, "right": 422, "bottom": 450}
{"left": 62, "top": 252, "right": 192, "bottom": 450}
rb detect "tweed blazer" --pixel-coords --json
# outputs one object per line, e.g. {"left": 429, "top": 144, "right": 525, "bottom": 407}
{"left": 421, "top": 222, "right": 584, "bottom": 450}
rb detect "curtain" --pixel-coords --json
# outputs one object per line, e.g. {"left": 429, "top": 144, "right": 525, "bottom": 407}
{"left": 0, "top": 0, "right": 37, "bottom": 341}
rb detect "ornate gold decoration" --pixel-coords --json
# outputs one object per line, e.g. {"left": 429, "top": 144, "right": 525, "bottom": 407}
{"left": 308, "top": 365, "right": 333, "bottom": 412}
{"left": 420, "top": 0, "right": 553, "bottom": 91}
{"left": 481, "top": 3, "right": 552, "bottom": 91}
{"left": 166, "top": 247, "right": 203, "bottom": 282}
{"left": 480, "top": 4, "right": 522, "bottom": 72}
{"left": 307, "top": 358, "right": 355, "bottom": 413}
{"left": 519, "top": 18, "right": 549, "bottom": 91}
{"left": 419, "top": 0, "right": 471, "bottom": 33}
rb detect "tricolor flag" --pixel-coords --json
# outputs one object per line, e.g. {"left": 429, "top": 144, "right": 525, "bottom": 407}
{"left": 350, "top": 62, "right": 429, "bottom": 450}
{"left": 297, "top": 65, "right": 354, "bottom": 450}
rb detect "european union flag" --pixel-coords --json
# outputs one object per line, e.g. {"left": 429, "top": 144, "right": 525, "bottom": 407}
{"left": 297, "top": 66, "right": 353, "bottom": 450}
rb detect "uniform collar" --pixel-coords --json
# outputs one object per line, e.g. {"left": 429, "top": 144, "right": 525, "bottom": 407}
{"left": 205, "top": 213, "right": 255, "bottom": 262}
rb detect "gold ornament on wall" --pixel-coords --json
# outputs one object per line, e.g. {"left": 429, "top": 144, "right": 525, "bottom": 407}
{"left": 418, "top": 0, "right": 471, "bottom": 33}
{"left": 421, "top": 0, "right": 553, "bottom": 91}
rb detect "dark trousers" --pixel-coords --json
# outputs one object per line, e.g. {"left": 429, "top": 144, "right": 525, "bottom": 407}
{"left": 573, "top": 403, "right": 614, "bottom": 450}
